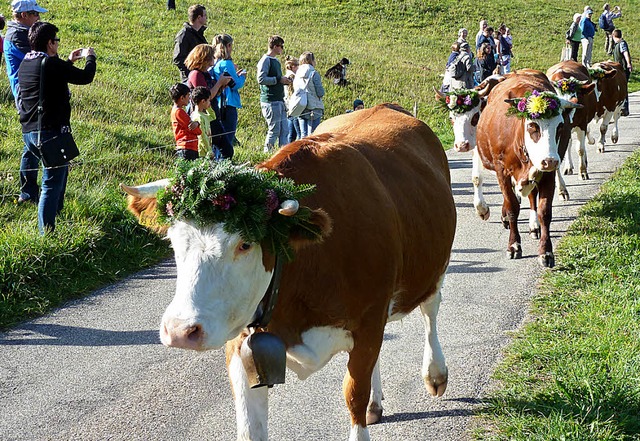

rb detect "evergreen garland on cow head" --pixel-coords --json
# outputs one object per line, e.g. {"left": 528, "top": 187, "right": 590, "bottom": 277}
{"left": 438, "top": 88, "right": 480, "bottom": 114}
{"left": 157, "top": 159, "right": 321, "bottom": 261}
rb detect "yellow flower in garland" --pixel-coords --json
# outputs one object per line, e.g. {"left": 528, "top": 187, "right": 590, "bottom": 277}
{"left": 527, "top": 95, "right": 548, "bottom": 114}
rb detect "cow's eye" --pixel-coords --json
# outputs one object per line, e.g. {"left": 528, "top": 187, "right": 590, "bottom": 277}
{"left": 471, "top": 112, "right": 480, "bottom": 127}
{"left": 239, "top": 243, "right": 252, "bottom": 251}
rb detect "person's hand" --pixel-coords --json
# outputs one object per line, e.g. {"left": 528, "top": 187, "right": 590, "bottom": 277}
{"left": 188, "top": 121, "right": 200, "bottom": 131}
{"left": 237, "top": 68, "right": 247, "bottom": 77}
{"left": 68, "top": 49, "right": 83, "bottom": 62}
{"left": 86, "top": 47, "right": 96, "bottom": 57}
{"left": 280, "top": 76, "right": 292, "bottom": 85}
{"left": 217, "top": 76, "right": 232, "bottom": 86}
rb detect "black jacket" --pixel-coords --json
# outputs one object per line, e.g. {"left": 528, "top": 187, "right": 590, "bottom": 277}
{"left": 18, "top": 53, "right": 97, "bottom": 133}
{"left": 173, "top": 23, "right": 208, "bottom": 82}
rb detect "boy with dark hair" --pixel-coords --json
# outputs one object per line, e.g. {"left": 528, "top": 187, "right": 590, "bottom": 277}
{"left": 612, "top": 29, "right": 632, "bottom": 116}
{"left": 170, "top": 83, "right": 201, "bottom": 160}
{"left": 190, "top": 86, "right": 215, "bottom": 158}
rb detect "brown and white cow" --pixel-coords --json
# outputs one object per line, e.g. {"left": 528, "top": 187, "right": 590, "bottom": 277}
{"left": 586, "top": 61, "right": 627, "bottom": 153}
{"left": 122, "top": 104, "right": 456, "bottom": 441}
{"left": 546, "top": 61, "right": 596, "bottom": 181}
{"left": 434, "top": 75, "right": 505, "bottom": 220}
{"left": 476, "top": 71, "right": 577, "bottom": 267}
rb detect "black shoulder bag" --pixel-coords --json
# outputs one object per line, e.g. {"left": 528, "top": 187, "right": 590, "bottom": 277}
{"left": 36, "top": 57, "right": 80, "bottom": 168}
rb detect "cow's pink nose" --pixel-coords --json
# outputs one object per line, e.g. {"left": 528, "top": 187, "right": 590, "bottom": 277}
{"left": 540, "top": 158, "right": 559, "bottom": 171}
{"left": 454, "top": 140, "right": 470, "bottom": 152}
{"left": 160, "top": 318, "right": 204, "bottom": 350}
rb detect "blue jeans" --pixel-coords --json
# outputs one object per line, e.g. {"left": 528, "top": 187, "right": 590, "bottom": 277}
{"left": 220, "top": 105, "right": 238, "bottom": 148}
{"left": 287, "top": 116, "right": 300, "bottom": 144}
{"left": 24, "top": 131, "right": 69, "bottom": 235}
{"left": 260, "top": 101, "right": 289, "bottom": 150}
{"left": 298, "top": 112, "right": 322, "bottom": 138}
{"left": 19, "top": 143, "right": 40, "bottom": 202}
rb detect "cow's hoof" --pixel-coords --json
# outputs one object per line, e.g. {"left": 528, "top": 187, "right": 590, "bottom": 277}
{"left": 598, "top": 144, "right": 605, "bottom": 153}
{"left": 529, "top": 227, "right": 540, "bottom": 240}
{"left": 559, "top": 189, "right": 570, "bottom": 201}
{"left": 476, "top": 204, "right": 490, "bottom": 221}
{"left": 563, "top": 167, "right": 574, "bottom": 175}
{"left": 366, "top": 404, "right": 383, "bottom": 425}
{"left": 538, "top": 252, "right": 555, "bottom": 268}
{"left": 612, "top": 135, "right": 619, "bottom": 144}
{"left": 424, "top": 369, "right": 448, "bottom": 397}
{"left": 580, "top": 171, "right": 589, "bottom": 180}
{"left": 508, "top": 244, "right": 522, "bottom": 259}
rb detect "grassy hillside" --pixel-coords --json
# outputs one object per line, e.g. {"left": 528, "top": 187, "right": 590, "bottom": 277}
{"left": 0, "top": 0, "right": 638, "bottom": 328}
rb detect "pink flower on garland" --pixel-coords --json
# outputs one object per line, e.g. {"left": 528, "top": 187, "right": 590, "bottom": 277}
{"left": 517, "top": 99, "right": 527, "bottom": 112}
{"left": 166, "top": 201, "right": 174, "bottom": 217}
{"left": 212, "top": 194, "right": 236, "bottom": 210}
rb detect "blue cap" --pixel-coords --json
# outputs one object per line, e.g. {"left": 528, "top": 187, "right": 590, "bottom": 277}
{"left": 11, "top": 0, "right": 48, "bottom": 13}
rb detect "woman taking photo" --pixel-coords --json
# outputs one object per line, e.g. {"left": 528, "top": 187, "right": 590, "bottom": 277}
{"left": 211, "top": 33, "right": 246, "bottom": 147}
{"left": 294, "top": 51, "right": 324, "bottom": 137}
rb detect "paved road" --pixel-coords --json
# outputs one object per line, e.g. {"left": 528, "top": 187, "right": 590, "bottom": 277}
{"left": 1, "top": 93, "right": 638, "bottom": 441}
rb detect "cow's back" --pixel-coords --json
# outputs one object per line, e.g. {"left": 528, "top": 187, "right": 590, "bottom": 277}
{"left": 260, "top": 104, "right": 456, "bottom": 341}
{"left": 546, "top": 61, "right": 597, "bottom": 126}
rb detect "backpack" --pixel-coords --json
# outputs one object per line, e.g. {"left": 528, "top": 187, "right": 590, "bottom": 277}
{"left": 449, "top": 54, "right": 466, "bottom": 80}
{"left": 598, "top": 13, "right": 607, "bottom": 31}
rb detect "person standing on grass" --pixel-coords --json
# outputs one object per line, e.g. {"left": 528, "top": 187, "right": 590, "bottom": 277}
{"left": 600, "top": 4, "right": 621, "bottom": 55}
{"left": 257, "top": 35, "right": 291, "bottom": 153}
{"left": 295, "top": 51, "right": 325, "bottom": 138}
{"left": 17, "top": 21, "right": 96, "bottom": 234}
{"left": 4, "top": 0, "right": 47, "bottom": 206}
{"left": 283, "top": 55, "right": 300, "bottom": 144}
{"left": 612, "top": 29, "right": 632, "bottom": 117}
{"left": 173, "top": 4, "right": 207, "bottom": 83}
{"left": 211, "top": 33, "right": 247, "bottom": 148}
{"left": 190, "top": 86, "right": 214, "bottom": 158}
{"left": 475, "top": 19, "right": 487, "bottom": 50}
{"left": 457, "top": 28, "right": 468, "bottom": 45}
{"left": 566, "top": 13, "right": 583, "bottom": 62}
{"left": 169, "top": 83, "right": 201, "bottom": 160}
{"left": 580, "top": 6, "right": 597, "bottom": 67}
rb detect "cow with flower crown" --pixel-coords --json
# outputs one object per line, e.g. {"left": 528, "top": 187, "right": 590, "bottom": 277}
{"left": 475, "top": 70, "right": 580, "bottom": 267}
{"left": 120, "top": 103, "right": 456, "bottom": 441}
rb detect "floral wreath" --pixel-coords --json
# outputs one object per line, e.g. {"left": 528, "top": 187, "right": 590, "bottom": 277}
{"left": 588, "top": 67, "right": 606, "bottom": 80}
{"left": 157, "top": 159, "right": 323, "bottom": 260}
{"left": 554, "top": 78, "right": 580, "bottom": 94}
{"left": 507, "top": 90, "right": 561, "bottom": 120}
{"left": 439, "top": 89, "right": 480, "bottom": 114}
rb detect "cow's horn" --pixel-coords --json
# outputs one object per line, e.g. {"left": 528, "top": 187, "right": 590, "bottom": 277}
{"left": 558, "top": 98, "right": 583, "bottom": 109}
{"left": 433, "top": 86, "right": 446, "bottom": 99}
{"left": 119, "top": 179, "right": 170, "bottom": 198}
{"left": 278, "top": 199, "right": 299, "bottom": 216}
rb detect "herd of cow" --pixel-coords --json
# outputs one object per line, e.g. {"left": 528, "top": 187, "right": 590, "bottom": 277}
{"left": 119, "top": 60, "right": 627, "bottom": 441}
{"left": 436, "top": 59, "right": 627, "bottom": 268}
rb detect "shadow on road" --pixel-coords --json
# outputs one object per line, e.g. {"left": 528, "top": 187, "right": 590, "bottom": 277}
{"left": 0, "top": 323, "right": 160, "bottom": 346}
{"left": 382, "top": 407, "right": 475, "bottom": 423}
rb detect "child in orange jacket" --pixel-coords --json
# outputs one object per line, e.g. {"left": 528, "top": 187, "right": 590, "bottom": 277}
{"left": 169, "top": 83, "right": 201, "bottom": 160}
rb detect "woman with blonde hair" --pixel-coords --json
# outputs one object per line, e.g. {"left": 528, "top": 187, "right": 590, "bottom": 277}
{"left": 294, "top": 51, "right": 325, "bottom": 137}
{"left": 184, "top": 43, "right": 233, "bottom": 158}
{"left": 211, "top": 33, "right": 247, "bottom": 146}
{"left": 284, "top": 55, "right": 300, "bottom": 143}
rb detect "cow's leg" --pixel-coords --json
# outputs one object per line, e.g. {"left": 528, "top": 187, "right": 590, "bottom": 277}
{"left": 497, "top": 172, "right": 522, "bottom": 258}
{"left": 472, "top": 149, "right": 490, "bottom": 220}
{"left": 611, "top": 106, "right": 621, "bottom": 144}
{"left": 575, "top": 126, "right": 589, "bottom": 180}
{"left": 528, "top": 190, "right": 540, "bottom": 239}
{"left": 366, "top": 357, "right": 384, "bottom": 425}
{"left": 586, "top": 117, "right": 597, "bottom": 145}
{"left": 563, "top": 134, "right": 574, "bottom": 175}
{"left": 598, "top": 111, "right": 613, "bottom": 153}
{"left": 343, "top": 333, "right": 383, "bottom": 441}
{"left": 419, "top": 282, "right": 448, "bottom": 397}
{"left": 555, "top": 169, "right": 570, "bottom": 201}
{"left": 226, "top": 337, "right": 270, "bottom": 441}
{"left": 536, "top": 172, "right": 555, "bottom": 268}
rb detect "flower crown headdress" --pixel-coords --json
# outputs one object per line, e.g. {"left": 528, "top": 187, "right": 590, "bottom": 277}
{"left": 506, "top": 90, "right": 561, "bottom": 120}
{"left": 555, "top": 78, "right": 580, "bottom": 94}
{"left": 588, "top": 67, "right": 606, "bottom": 80}
{"left": 438, "top": 88, "right": 480, "bottom": 114}
{"left": 158, "top": 159, "right": 323, "bottom": 260}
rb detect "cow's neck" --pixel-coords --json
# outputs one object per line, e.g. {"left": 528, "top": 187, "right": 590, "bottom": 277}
{"left": 248, "top": 254, "right": 285, "bottom": 329}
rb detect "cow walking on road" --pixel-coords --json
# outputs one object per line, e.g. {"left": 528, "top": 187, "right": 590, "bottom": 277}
{"left": 475, "top": 71, "right": 578, "bottom": 267}
{"left": 586, "top": 61, "right": 627, "bottom": 153}
{"left": 122, "top": 104, "right": 456, "bottom": 441}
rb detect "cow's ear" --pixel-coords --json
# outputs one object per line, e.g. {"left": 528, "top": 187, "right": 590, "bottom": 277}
{"left": 604, "top": 69, "right": 617, "bottom": 79}
{"left": 120, "top": 183, "right": 168, "bottom": 235}
{"left": 579, "top": 83, "right": 596, "bottom": 95}
{"left": 289, "top": 208, "right": 333, "bottom": 249}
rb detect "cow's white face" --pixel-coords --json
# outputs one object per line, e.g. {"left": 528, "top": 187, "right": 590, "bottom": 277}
{"left": 160, "top": 221, "right": 273, "bottom": 351}
{"left": 523, "top": 115, "right": 563, "bottom": 172}
{"left": 451, "top": 107, "right": 481, "bottom": 152}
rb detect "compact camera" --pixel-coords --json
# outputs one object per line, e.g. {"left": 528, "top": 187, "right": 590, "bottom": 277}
{"left": 222, "top": 71, "right": 236, "bottom": 89}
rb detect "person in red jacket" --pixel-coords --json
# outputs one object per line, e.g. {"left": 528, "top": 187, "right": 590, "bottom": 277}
{"left": 169, "top": 83, "right": 201, "bottom": 160}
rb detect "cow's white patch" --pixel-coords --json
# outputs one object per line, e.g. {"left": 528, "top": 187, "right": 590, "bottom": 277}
{"left": 420, "top": 275, "right": 448, "bottom": 396}
{"left": 529, "top": 209, "right": 539, "bottom": 233}
{"left": 523, "top": 116, "right": 562, "bottom": 171}
{"left": 229, "top": 354, "right": 269, "bottom": 441}
{"left": 349, "top": 424, "right": 371, "bottom": 441}
{"left": 286, "top": 327, "right": 354, "bottom": 380}
{"left": 368, "top": 357, "right": 383, "bottom": 414}
{"left": 161, "top": 221, "right": 273, "bottom": 350}
{"left": 451, "top": 107, "right": 481, "bottom": 152}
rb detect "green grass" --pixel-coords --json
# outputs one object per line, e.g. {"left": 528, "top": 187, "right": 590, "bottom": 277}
{"left": 0, "top": 0, "right": 638, "bottom": 332}
{"left": 474, "top": 151, "right": 640, "bottom": 440}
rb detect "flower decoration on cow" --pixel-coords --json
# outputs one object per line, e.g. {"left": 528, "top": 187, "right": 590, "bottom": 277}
{"left": 506, "top": 90, "right": 561, "bottom": 120}
{"left": 438, "top": 88, "right": 480, "bottom": 114}
{"left": 158, "top": 159, "right": 324, "bottom": 261}
{"left": 555, "top": 78, "right": 580, "bottom": 94}
{"left": 588, "top": 67, "right": 607, "bottom": 80}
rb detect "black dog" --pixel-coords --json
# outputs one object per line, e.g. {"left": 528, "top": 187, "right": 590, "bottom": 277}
{"left": 325, "top": 58, "right": 350, "bottom": 86}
